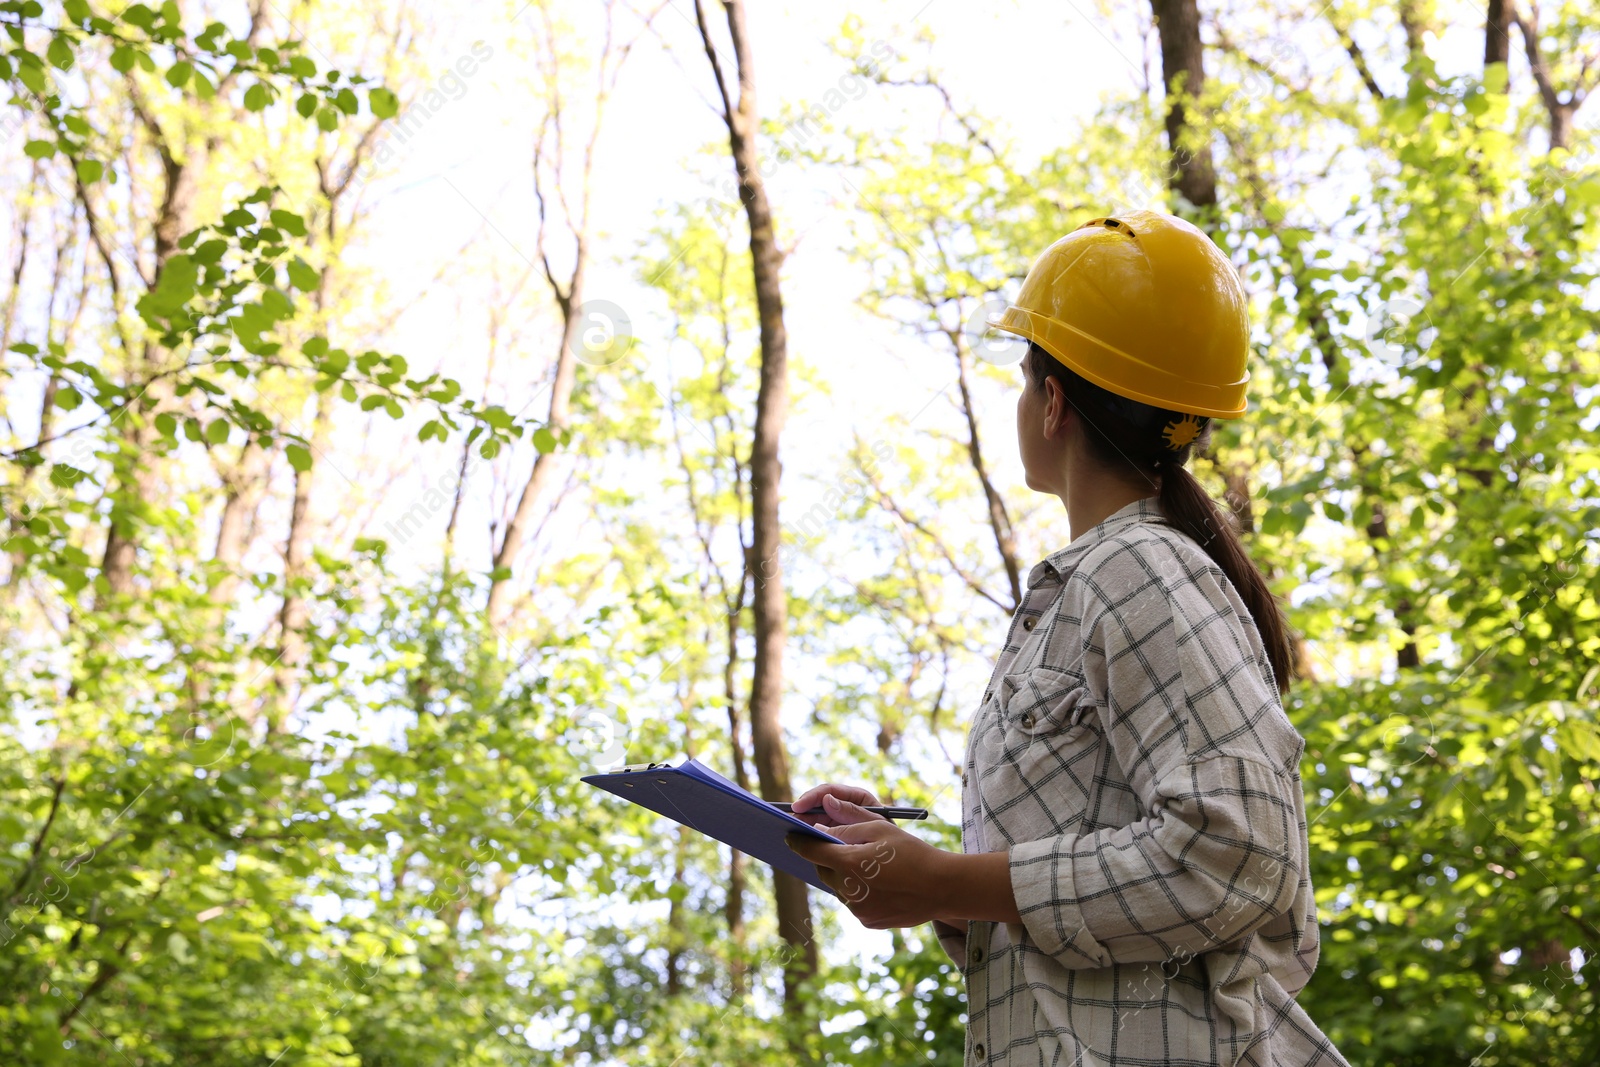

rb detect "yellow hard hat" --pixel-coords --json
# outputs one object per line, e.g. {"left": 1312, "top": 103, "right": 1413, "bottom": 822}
{"left": 989, "top": 209, "right": 1250, "bottom": 418}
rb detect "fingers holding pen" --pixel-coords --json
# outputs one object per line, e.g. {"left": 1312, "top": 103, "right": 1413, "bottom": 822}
{"left": 792, "top": 782, "right": 882, "bottom": 813}
{"left": 789, "top": 784, "right": 885, "bottom": 827}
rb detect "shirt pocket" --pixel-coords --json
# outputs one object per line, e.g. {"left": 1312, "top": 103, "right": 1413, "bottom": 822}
{"left": 983, "top": 665, "right": 1104, "bottom": 836}
{"left": 996, "top": 664, "right": 1096, "bottom": 741}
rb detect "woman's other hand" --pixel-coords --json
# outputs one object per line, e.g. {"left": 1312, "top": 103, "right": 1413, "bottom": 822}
{"left": 790, "top": 782, "right": 882, "bottom": 827}
{"left": 786, "top": 796, "right": 958, "bottom": 929}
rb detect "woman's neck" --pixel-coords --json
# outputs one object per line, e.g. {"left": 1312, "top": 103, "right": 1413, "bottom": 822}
{"left": 1062, "top": 462, "right": 1158, "bottom": 542}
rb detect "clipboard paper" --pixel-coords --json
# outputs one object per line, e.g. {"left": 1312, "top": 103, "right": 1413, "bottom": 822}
{"left": 582, "top": 758, "right": 842, "bottom": 896}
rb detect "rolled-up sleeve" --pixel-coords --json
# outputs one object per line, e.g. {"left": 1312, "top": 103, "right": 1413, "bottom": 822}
{"left": 1007, "top": 537, "right": 1304, "bottom": 969}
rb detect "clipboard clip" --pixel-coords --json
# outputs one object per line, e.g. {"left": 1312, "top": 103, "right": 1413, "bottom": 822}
{"left": 619, "top": 761, "right": 677, "bottom": 772}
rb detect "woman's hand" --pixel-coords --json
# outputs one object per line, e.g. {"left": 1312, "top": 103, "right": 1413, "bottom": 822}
{"left": 789, "top": 782, "right": 881, "bottom": 827}
{"left": 786, "top": 795, "right": 960, "bottom": 930}
{"left": 786, "top": 793, "right": 1024, "bottom": 930}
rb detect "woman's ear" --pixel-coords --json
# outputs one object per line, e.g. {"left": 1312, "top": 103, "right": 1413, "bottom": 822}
{"left": 1043, "top": 376, "right": 1071, "bottom": 440}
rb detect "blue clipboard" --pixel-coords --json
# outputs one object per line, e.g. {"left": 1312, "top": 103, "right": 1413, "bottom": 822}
{"left": 582, "top": 758, "right": 842, "bottom": 896}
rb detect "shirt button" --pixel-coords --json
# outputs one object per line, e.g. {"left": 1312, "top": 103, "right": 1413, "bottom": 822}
{"left": 1020, "top": 713, "right": 1034, "bottom": 728}
{"left": 969, "top": 944, "right": 984, "bottom": 966}
{"left": 1022, "top": 617, "right": 1036, "bottom": 632}
{"left": 975, "top": 1042, "right": 986, "bottom": 1060}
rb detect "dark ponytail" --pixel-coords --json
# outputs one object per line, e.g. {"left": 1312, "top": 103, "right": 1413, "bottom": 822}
{"left": 1024, "top": 343, "right": 1296, "bottom": 695}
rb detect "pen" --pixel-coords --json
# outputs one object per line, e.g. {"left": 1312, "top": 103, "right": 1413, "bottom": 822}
{"left": 768, "top": 801, "right": 928, "bottom": 821}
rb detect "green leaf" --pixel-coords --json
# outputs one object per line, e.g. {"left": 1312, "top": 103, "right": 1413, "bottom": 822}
{"left": 316, "top": 105, "right": 339, "bottom": 132}
{"left": 532, "top": 427, "right": 558, "bottom": 454}
{"left": 287, "top": 258, "right": 319, "bottom": 291}
{"left": 204, "top": 419, "right": 231, "bottom": 445}
{"left": 53, "top": 386, "right": 82, "bottom": 411}
{"left": 261, "top": 288, "right": 295, "bottom": 321}
{"left": 166, "top": 60, "right": 192, "bottom": 88}
{"left": 244, "top": 83, "right": 271, "bottom": 112}
{"left": 46, "top": 34, "right": 74, "bottom": 70}
{"left": 334, "top": 87, "right": 359, "bottom": 115}
{"left": 285, "top": 444, "right": 312, "bottom": 472}
{"left": 140, "top": 254, "right": 199, "bottom": 318}
{"left": 48, "top": 463, "right": 87, "bottom": 488}
{"left": 369, "top": 87, "right": 399, "bottom": 119}
{"left": 16, "top": 62, "right": 46, "bottom": 95}
{"left": 75, "top": 159, "right": 103, "bottom": 183}
{"left": 296, "top": 92, "right": 317, "bottom": 118}
{"left": 193, "top": 238, "right": 228, "bottom": 265}
{"left": 270, "top": 210, "right": 307, "bottom": 237}
{"left": 23, "top": 140, "right": 55, "bottom": 160}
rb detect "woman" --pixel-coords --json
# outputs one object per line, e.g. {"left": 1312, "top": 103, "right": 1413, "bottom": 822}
{"left": 787, "top": 210, "right": 1349, "bottom": 1067}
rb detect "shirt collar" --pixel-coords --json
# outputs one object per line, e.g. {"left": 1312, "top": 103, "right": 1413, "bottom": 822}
{"left": 1026, "top": 495, "right": 1167, "bottom": 590}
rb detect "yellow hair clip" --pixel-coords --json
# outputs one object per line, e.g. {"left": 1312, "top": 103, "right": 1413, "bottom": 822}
{"left": 1161, "top": 414, "right": 1204, "bottom": 450}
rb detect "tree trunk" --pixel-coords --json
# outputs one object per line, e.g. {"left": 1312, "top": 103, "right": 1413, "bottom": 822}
{"left": 98, "top": 150, "right": 206, "bottom": 597}
{"left": 724, "top": 604, "right": 751, "bottom": 997}
{"left": 1513, "top": 3, "right": 1585, "bottom": 151}
{"left": 1397, "top": 0, "right": 1429, "bottom": 69}
{"left": 269, "top": 399, "right": 331, "bottom": 729}
{"left": 486, "top": 1, "right": 649, "bottom": 627}
{"left": 1150, "top": 0, "right": 1217, "bottom": 215}
{"left": 694, "top": 0, "right": 816, "bottom": 1011}
{"left": 954, "top": 333, "right": 1022, "bottom": 610}
{"left": 485, "top": 267, "right": 581, "bottom": 627}
{"left": 97, "top": 5, "right": 270, "bottom": 598}
{"left": 665, "top": 823, "right": 688, "bottom": 996}
{"left": 0, "top": 158, "right": 38, "bottom": 359}
{"left": 1485, "top": 0, "right": 1514, "bottom": 70}
{"left": 210, "top": 442, "right": 270, "bottom": 606}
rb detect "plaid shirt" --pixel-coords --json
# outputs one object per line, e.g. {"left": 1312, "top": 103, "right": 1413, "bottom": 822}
{"left": 935, "top": 496, "right": 1349, "bottom": 1067}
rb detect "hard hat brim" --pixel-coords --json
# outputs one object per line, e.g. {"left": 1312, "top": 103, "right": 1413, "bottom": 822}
{"left": 990, "top": 307, "right": 1248, "bottom": 419}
